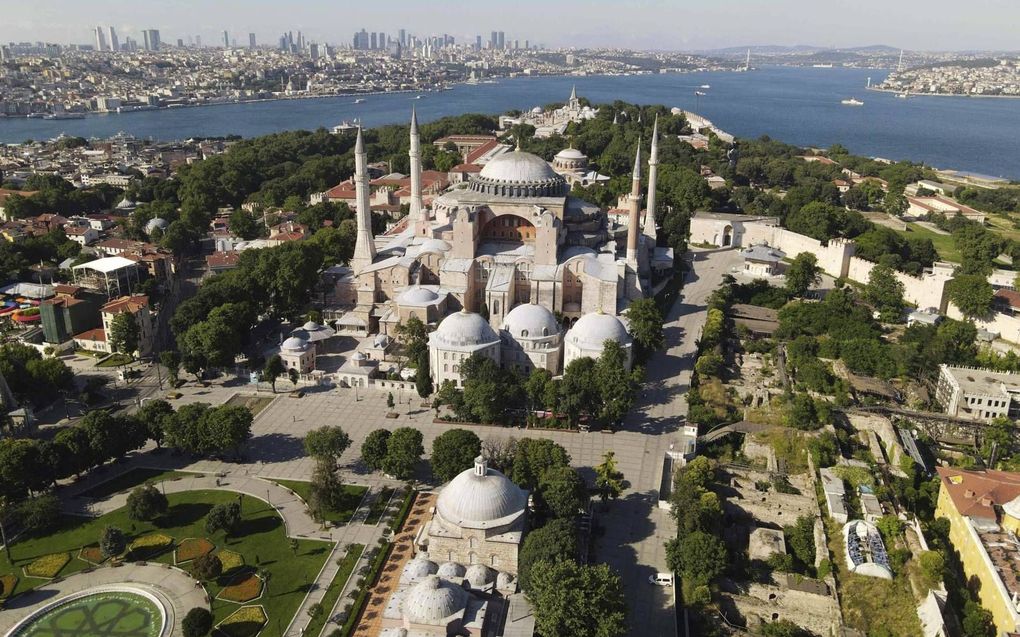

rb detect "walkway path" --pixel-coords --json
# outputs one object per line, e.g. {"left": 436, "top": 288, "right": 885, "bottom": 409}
{"left": 0, "top": 563, "right": 208, "bottom": 636}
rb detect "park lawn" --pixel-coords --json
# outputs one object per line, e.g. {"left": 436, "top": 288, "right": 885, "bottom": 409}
{"left": 78, "top": 468, "right": 196, "bottom": 499}
{"left": 985, "top": 214, "right": 1020, "bottom": 243}
{"left": 364, "top": 487, "right": 395, "bottom": 525}
{"left": 894, "top": 223, "right": 961, "bottom": 263}
{"left": 271, "top": 480, "right": 367, "bottom": 525}
{"left": 224, "top": 394, "right": 276, "bottom": 417}
{"left": 96, "top": 353, "right": 134, "bottom": 367}
{"left": 0, "top": 490, "right": 331, "bottom": 637}
{"left": 302, "top": 544, "right": 364, "bottom": 637}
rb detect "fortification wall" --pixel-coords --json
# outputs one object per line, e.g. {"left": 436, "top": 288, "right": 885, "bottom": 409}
{"left": 946, "top": 303, "right": 1020, "bottom": 343}
{"left": 846, "top": 256, "right": 950, "bottom": 312}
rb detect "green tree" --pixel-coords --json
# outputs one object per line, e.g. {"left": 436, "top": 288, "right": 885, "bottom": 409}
{"left": 665, "top": 530, "right": 727, "bottom": 586}
{"left": 982, "top": 416, "right": 1014, "bottom": 464}
{"left": 99, "top": 525, "right": 126, "bottom": 559}
{"left": 203, "top": 405, "right": 253, "bottom": 455}
{"left": 108, "top": 312, "right": 140, "bottom": 357}
{"left": 16, "top": 494, "right": 61, "bottom": 535}
{"left": 361, "top": 429, "right": 391, "bottom": 471}
{"left": 918, "top": 550, "right": 945, "bottom": 590}
{"left": 785, "top": 252, "right": 821, "bottom": 297}
{"left": 527, "top": 560, "right": 627, "bottom": 637}
{"left": 229, "top": 209, "right": 260, "bottom": 240}
{"left": 308, "top": 463, "right": 346, "bottom": 522}
{"left": 303, "top": 425, "right": 352, "bottom": 468}
{"left": 595, "top": 341, "right": 636, "bottom": 427}
{"left": 135, "top": 399, "right": 175, "bottom": 448}
{"left": 594, "top": 451, "right": 625, "bottom": 503}
{"left": 205, "top": 502, "right": 241, "bottom": 537}
{"left": 460, "top": 354, "right": 518, "bottom": 423}
{"left": 159, "top": 351, "right": 181, "bottom": 386}
{"left": 126, "top": 484, "right": 169, "bottom": 521}
{"left": 431, "top": 429, "right": 482, "bottom": 483}
{"left": 510, "top": 438, "right": 571, "bottom": 491}
{"left": 263, "top": 355, "right": 285, "bottom": 392}
{"left": 538, "top": 466, "right": 588, "bottom": 519}
{"left": 518, "top": 518, "right": 578, "bottom": 592}
{"left": 947, "top": 274, "right": 994, "bottom": 318}
{"left": 625, "top": 298, "right": 664, "bottom": 361}
{"left": 560, "top": 357, "right": 599, "bottom": 426}
{"left": 382, "top": 427, "right": 424, "bottom": 480}
{"left": 182, "top": 607, "right": 213, "bottom": 637}
{"left": 864, "top": 263, "right": 905, "bottom": 322}
{"left": 192, "top": 553, "right": 223, "bottom": 580}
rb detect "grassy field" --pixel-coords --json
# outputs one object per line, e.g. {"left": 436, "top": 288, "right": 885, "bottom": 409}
{"left": 96, "top": 354, "right": 133, "bottom": 368}
{"left": 271, "top": 480, "right": 368, "bottom": 525}
{"left": 302, "top": 543, "right": 364, "bottom": 637}
{"left": 0, "top": 490, "right": 331, "bottom": 637}
{"left": 223, "top": 394, "right": 276, "bottom": 417}
{"left": 78, "top": 468, "right": 195, "bottom": 499}
{"left": 364, "top": 487, "right": 394, "bottom": 525}
{"left": 893, "top": 222, "right": 961, "bottom": 263}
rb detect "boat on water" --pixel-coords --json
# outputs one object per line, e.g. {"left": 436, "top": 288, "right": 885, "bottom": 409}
{"left": 354, "top": 98, "right": 366, "bottom": 104}
{"left": 896, "top": 92, "right": 910, "bottom": 99}
{"left": 43, "top": 112, "right": 85, "bottom": 120}
{"left": 414, "top": 95, "right": 423, "bottom": 99}
{"left": 813, "top": 63, "right": 834, "bottom": 68}
{"left": 699, "top": 84, "right": 711, "bottom": 89}
{"left": 331, "top": 120, "right": 359, "bottom": 134}
{"left": 695, "top": 91, "right": 707, "bottom": 97}
{"left": 841, "top": 98, "right": 864, "bottom": 106}
{"left": 26, "top": 113, "right": 47, "bottom": 119}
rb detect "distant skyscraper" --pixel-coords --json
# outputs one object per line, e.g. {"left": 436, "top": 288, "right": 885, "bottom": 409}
{"left": 249, "top": 33, "right": 256, "bottom": 48}
{"left": 195, "top": 35, "right": 201, "bottom": 48}
{"left": 498, "top": 31, "right": 505, "bottom": 49}
{"left": 95, "top": 26, "right": 107, "bottom": 51}
{"left": 490, "top": 31, "right": 497, "bottom": 49}
{"left": 223, "top": 30, "right": 229, "bottom": 48}
{"left": 108, "top": 26, "right": 119, "bottom": 51}
{"left": 399, "top": 29, "right": 406, "bottom": 46}
{"left": 177, "top": 38, "right": 184, "bottom": 48}
{"left": 513, "top": 39, "right": 519, "bottom": 50}
{"left": 370, "top": 32, "right": 377, "bottom": 50}
{"left": 309, "top": 43, "right": 319, "bottom": 59}
{"left": 475, "top": 35, "right": 482, "bottom": 51}
{"left": 525, "top": 40, "right": 529, "bottom": 50}
{"left": 297, "top": 31, "right": 304, "bottom": 51}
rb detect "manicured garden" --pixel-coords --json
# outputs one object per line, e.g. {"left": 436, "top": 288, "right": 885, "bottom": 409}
{"left": 96, "top": 353, "right": 134, "bottom": 368}
{"left": 271, "top": 479, "right": 367, "bottom": 525}
{"left": 302, "top": 544, "right": 364, "bottom": 637}
{"left": 78, "top": 468, "right": 195, "bottom": 499}
{"left": 364, "top": 488, "right": 394, "bottom": 525}
{"left": 0, "top": 490, "right": 331, "bottom": 637}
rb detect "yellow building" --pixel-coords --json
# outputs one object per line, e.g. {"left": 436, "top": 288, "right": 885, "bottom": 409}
{"left": 935, "top": 466, "right": 1020, "bottom": 635}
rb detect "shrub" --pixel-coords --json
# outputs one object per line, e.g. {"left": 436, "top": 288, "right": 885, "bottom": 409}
{"left": 192, "top": 554, "right": 223, "bottom": 581}
{"left": 127, "top": 484, "right": 169, "bottom": 521}
{"left": 24, "top": 552, "right": 71, "bottom": 578}
{"left": 99, "top": 525, "right": 127, "bottom": 559}
{"left": 182, "top": 607, "right": 213, "bottom": 637}
{"left": 205, "top": 502, "right": 241, "bottom": 537}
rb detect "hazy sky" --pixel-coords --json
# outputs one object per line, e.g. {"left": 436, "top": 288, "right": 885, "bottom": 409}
{"left": 2, "top": 0, "right": 1018, "bottom": 51}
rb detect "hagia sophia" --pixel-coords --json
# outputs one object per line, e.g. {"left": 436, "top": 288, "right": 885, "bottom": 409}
{"left": 314, "top": 92, "right": 670, "bottom": 386}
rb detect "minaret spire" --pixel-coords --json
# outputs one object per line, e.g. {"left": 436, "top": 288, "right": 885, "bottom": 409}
{"left": 626, "top": 138, "right": 642, "bottom": 265}
{"left": 351, "top": 126, "right": 376, "bottom": 272}
{"left": 644, "top": 115, "right": 659, "bottom": 242}
{"left": 409, "top": 107, "right": 426, "bottom": 236}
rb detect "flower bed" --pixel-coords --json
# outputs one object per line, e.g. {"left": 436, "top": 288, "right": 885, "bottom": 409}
{"left": 0, "top": 573, "right": 18, "bottom": 598}
{"left": 175, "top": 538, "right": 214, "bottom": 564}
{"left": 24, "top": 552, "right": 71, "bottom": 579}
{"left": 217, "top": 571, "right": 263, "bottom": 603}
{"left": 77, "top": 545, "right": 106, "bottom": 565}
{"left": 215, "top": 604, "right": 267, "bottom": 637}
{"left": 127, "top": 533, "right": 174, "bottom": 559}
{"left": 217, "top": 549, "right": 244, "bottom": 574}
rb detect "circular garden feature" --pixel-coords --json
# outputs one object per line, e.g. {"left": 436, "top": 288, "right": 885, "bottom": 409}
{"left": 9, "top": 589, "right": 166, "bottom": 637}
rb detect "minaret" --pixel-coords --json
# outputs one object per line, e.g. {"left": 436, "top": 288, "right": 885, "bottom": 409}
{"left": 351, "top": 127, "right": 376, "bottom": 273}
{"left": 409, "top": 107, "right": 426, "bottom": 236}
{"left": 626, "top": 139, "right": 641, "bottom": 265}
{"left": 644, "top": 115, "right": 659, "bottom": 243}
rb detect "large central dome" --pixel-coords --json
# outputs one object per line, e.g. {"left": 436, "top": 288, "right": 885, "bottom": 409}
{"left": 436, "top": 457, "right": 528, "bottom": 529}
{"left": 471, "top": 150, "right": 567, "bottom": 198}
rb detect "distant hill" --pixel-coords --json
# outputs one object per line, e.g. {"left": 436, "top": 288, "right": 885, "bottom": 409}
{"left": 696, "top": 44, "right": 899, "bottom": 56}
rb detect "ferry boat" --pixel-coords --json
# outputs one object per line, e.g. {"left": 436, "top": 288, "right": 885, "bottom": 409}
{"left": 813, "top": 63, "right": 834, "bottom": 68}
{"left": 354, "top": 98, "right": 366, "bottom": 104}
{"left": 699, "top": 84, "right": 711, "bottom": 89}
{"left": 331, "top": 120, "right": 359, "bottom": 134}
{"left": 841, "top": 98, "right": 864, "bottom": 106}
{"left": 43, "top": 112, "right": 85, "bottom": 120}
{"left": 414, "top": 95, "right": 423, "bottom": 99}
{"left": 896, "top": 91, "right": 910, "bottom": 99}
{"left": 695, "top": 91, "right": 707, "bottom": 97}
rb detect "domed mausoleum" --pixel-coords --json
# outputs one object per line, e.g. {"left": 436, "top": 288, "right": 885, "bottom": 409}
{"left": 428, "top": 310, "right": 501, "bottom": 387}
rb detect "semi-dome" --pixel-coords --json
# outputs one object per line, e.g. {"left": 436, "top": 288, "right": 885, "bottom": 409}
{"left": 471, "top": 150, "right": 567, "bottom": 198}
{"left": 436, "top": 562, "right": 466, "bottom": 579}
{"left": 281, "top": 336, "right": 309, "bottom": 352}
{"left": 465, "top": 564, "right": 494, "bottom": 588}
{"left": 419, "top": 238, "right": 451, "bottom": 254}
{"left": 502, "top": 303, "right": 559, "bottom": 339}
{"left": 404, "top": 556, "right": 439, "bottom": 579}
{"left": 429, "top": 311, "right": 499, "bottom": 351}
{"left": 436, "top": 457, "right": 527, "bottom": 530}
{"left": 399, "top": 287, "right": 440, "bottom": 306}
{"left": 567, "top": 311, "right": 631, "bottom": 350}
{"left": 403, "top": 575, "right": 468, "bottom": 625}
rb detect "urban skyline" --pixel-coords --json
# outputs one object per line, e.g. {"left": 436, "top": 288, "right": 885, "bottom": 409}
{"left": 1, "top": 0, "right": 1019, "bottom": 51}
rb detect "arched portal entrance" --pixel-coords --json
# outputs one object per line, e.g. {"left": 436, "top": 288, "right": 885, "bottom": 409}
{"left": 480, "top": 214, "right": 536, "bottom": 244}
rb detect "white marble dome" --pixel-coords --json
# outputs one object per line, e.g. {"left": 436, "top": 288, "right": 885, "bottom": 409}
{"left": 465, "top": 564, "right": 495, "bottom": 588}
{"left": 502, "top": 303, "right": 559, "bottom": 340}
{"left": 403, "top": 575, "right": 468, "bottom": 625}
{"left": 404, "top": 556, "right": 439, "bottom": 579}
{"left": 281, "top": 336, "right": 309, "bottom": 352}
{"left": 555, "top": 147, "right": 586, "bottom": 160}
{"left": 436, "top": 562, "right": 466, "bottom": 579}
{"left": 566, "top": 311, "right": 631, "bottom": 351}
{"left": 399, "top": 287, "right": 440, "bottom": 306}
{"left": 436, "top": 457, "right": 527, "bottom": 530}
{"left": 430, "top": 311, "right": 499, "bottom": 350}
{"left": 479, "top": 150, "right": 560, "bottom": 183}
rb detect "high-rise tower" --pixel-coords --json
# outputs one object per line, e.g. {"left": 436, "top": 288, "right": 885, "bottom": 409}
{"left": 644, "top": 115, "right": 659, "bottom": 243}
{"left": 108, "top": 27, "right": 119, "bottom": 52}
{"left": 351, "top": 127, "right": 377, "bottom": 273}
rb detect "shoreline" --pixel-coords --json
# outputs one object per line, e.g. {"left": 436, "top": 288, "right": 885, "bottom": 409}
{"left": 865, "top": 86, "right": 1020, "bottom": 99}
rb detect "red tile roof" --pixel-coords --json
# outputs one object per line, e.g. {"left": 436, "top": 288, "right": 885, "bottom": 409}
{"left": 936, "top": 466, "right": 1020, "bottom": 521}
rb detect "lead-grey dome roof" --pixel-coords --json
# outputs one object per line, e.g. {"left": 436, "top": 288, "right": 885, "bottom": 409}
{"left": 566, "top": 311, "right": 631, "bottom": 351}
{"left": 502, "top": 303, "right": 559, "bottom": 340}
{"left": 471, "top": 150, "right": 567, "bottom": 197}
{"left": 403, "top": 575, "right": 468, "bottom": 625}
{"left": 465, "top": 564, "right": 494, "bottom": 587}
{"left": 399, "top": 286, "right": 440, "bottom": 306}
{"left": 436, "top": 457, "right": 527, "bottom": 530}
{"left": 429, "top": 311, "right": 499, "bottom": 351}
{"left": 404, "top": 556, "right": 438, "bottom": 579}
{"left": 281, "top": 335, "right": 309, "bottom": 352}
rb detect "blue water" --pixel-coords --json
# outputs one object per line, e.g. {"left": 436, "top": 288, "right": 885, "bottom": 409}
{"left": 2, "top": 67, "right": 1018, "bottom": 179}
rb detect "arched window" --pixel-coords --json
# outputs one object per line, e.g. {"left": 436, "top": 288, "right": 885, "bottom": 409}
{"left": 492, "top": 300, "right": 499, "bottom": 315}
{"left": 521, "top": 329, "right": 529, "bottom": 338}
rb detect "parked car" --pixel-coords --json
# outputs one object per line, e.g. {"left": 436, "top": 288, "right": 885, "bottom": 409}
{"left": 649, "top": 573, "right": 674, "bottom": 586}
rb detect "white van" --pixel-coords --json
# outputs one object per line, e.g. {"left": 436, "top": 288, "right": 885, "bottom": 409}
{"left": 649, "top": 572, "right": 673, "bottom": 586}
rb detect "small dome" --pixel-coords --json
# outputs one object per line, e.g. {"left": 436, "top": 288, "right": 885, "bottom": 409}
{"left": 436, "top": 457, "right": 528, "bottom": 529}
{"left": 420, "top": 239, "right": 451, "bottom": 254}
{"left": 399, "top": 287, "right": 440, "bottom": 306}
{"left": 404, "top": 556, "right": 439, "bottom": 579}
{"left": 567, "top": 311, "right": 631, "bottom": 350}
{"left": 465, "top": 564, "right": 494, "bottom": 588}
{"left": 144, "top": 217, "right": 168, "bottom": 234}
{"left": 478, "top": 150, "right": 561, "bottom": 184}
{"left": 531, "top": 106, "right": 543, "bottom": 114}
{"left": 496, "top": 572, "right": 515, "bottom": 589}
{"left": 281, "top": 336, "right": 309, "bottom": 352}
{"left": 555, "top": 147, "right": 586, "bottom": 160}
{"left": 373, "top": 334, "right": 390, "bottom": 348}
{"left": 502, "top": 303, "right": 559, "bottom": 339}
{"left": 351, "top": 351, "right": 367, "bottom": 361}
{"left": 436, "top": 562, "right": 466, "bottom": 579}
{"left": 430, "top": 311, "right": 499, "bottom": 350}
{"left": 303, "top": 320, "right": 320, "bottom": 331}
{"left": 116, "top": 198, "right": 136, "bottom": 209}
{"left": 403, "top": 575, "right": 468, "bottom": 625}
